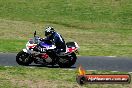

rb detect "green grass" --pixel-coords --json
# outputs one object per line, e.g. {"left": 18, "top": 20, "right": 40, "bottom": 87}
{"left": 0, "top": 39, "right": 26, "bottom": 52}
{"left": 0, "top": 66, "right": 131, "bottom": 88}
{"left": 0, "top": 1, "right": 132, "bottom": 87}
{"left": 0, "top": 0, "right": 132, "bottom": 56}
{"left": 0, "top": 0, "right": 131, "bottom": 24}
{"left": 0, "top": 19, "right": 132, "bottom": 56}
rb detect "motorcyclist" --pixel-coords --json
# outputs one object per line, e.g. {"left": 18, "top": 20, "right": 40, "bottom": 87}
{"left": 43, "top": 26, "right": 66, "bottom": 54}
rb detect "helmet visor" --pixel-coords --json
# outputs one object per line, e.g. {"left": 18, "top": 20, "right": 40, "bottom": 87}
{"left": 45, "top": 31, "right": 51, "bottom": 36}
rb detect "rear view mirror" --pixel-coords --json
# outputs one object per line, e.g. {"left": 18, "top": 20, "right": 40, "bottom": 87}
{"left": 34, "top": 31, "right": 36, "bottom": 37}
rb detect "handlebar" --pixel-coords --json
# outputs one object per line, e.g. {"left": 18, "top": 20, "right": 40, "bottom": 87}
{"left": 34, "top": 31, "right": 36, "bottom": 37}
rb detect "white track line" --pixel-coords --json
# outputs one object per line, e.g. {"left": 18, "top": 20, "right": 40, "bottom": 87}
{"left": 4, "top": 66, "right": 13, "bottom": 67}
{"left": 128, "top": 72, "right": 132, "bottom": 74}
{"left": 111, "top": 71, "right": 119, "bottom": 72}
{"left": 87, "top": 70, "right": 97, "bottom": 71}
{"left": 106, "top": 56, "right": 116, "bottom": 57}
{"left": 3, "top": 66, "right": 132, "bottom": 74}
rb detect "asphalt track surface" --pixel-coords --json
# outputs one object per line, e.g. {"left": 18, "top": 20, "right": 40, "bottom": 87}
{"left": 0, "top": 53, "right": 132, "bottom": 72}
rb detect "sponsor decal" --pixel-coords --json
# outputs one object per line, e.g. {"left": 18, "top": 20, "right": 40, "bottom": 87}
{"left": 76, "top": 65, "right": 131, "bottom": 85}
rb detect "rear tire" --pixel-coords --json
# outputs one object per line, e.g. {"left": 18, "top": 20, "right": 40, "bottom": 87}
{"left": 16, "top": 51, "right": 33, "bottom": 66}
{"left": 58, "top": 53, "right": 77, "bottom": 68}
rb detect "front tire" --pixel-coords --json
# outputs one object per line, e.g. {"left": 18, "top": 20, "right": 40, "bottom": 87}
{"left": 58, "top": 52, "right": 77, "bottom": 68}
{"left": 16, "top": 51, "right": 33, "bottom": 66}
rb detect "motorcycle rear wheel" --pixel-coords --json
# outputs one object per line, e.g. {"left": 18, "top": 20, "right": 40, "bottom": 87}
{"left": 16, "top": 51, "right": 33, "bottom": 66}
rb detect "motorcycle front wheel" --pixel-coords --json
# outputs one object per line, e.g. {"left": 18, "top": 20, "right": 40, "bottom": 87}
{"left": 58, "top": 52, "right": 77, "bottom": 68}
{"left": 16, "top": 51, "right": 33, "bottom": 66}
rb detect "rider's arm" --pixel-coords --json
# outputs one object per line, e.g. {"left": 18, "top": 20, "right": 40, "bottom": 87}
{"left": 39, "top": 36, "right": 49, "bottom": 41}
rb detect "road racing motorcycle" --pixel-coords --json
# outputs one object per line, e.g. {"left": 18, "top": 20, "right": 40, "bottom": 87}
{"left": 16, "top": 31, "right": 79, "bottom": 68}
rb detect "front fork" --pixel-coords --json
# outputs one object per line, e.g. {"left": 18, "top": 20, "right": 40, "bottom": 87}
{"left": 22, "top": 49, "right": 36, "bottom": 61}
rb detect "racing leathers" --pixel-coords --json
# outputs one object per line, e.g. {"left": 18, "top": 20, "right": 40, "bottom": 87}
{"left": 43, "top": 32, "right": 66, "bottom": 54}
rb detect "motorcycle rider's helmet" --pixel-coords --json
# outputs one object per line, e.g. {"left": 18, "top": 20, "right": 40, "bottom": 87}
{"left": 45, "top": 26, "right": 55, "bottom": 37}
